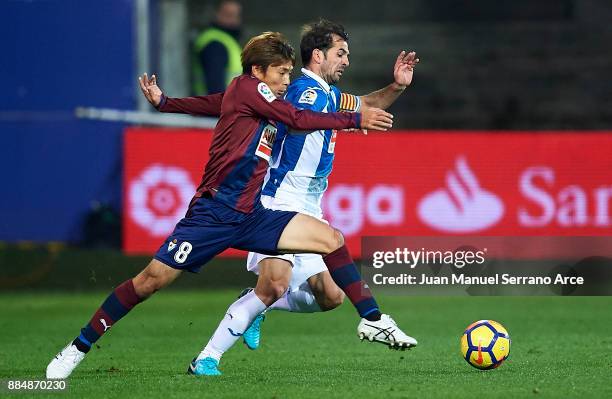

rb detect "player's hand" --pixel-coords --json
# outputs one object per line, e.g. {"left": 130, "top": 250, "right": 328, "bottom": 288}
{"left": 360, "top": 107, "right": 393, "bottom": 131}
{"left": 393, "top": 50, "right": 419, "bottom": 88}
{"left": 138, "top": 72, "right": 163, "bottom": 107}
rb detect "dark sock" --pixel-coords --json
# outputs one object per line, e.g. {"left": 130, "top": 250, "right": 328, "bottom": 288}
{"left": 75, "top": 279, "right": 143, "bottom": 350}
{"left": 72, "top": 337, "right": 90, "bottom": 353}
{"left": 364, "top": 311, "right": 382, "bottom": 321}
{"left": 323, "top": 245, "right": 381, "bottom": 319}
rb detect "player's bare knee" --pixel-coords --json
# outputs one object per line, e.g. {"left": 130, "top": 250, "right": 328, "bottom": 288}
{"left": 132, "top": 275, "right": 157, "bottom": 298}
{"left": 324, "top": 228, "right": 345, "bottom": 254}
{"left": 132, "top": 276, "right": 154, "bottom": 298}
{"left": 133, "top": 267, "right": 171, "bottom": 298}
{"left": 256, "top": 280, "right": 288, "bottom": 305}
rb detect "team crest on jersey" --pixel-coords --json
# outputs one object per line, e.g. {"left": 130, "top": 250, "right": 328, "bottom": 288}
{"left": 167, "top": 239, "right": 177, "bottom": 252}
{"left": 255, "top": 124, "right": 277, "bottom": 162}
{"left": 298, "top": 89, "right": 318, "bottom": 105}
{"left": 257, "top": 82, "right": 276, "bottom": 103}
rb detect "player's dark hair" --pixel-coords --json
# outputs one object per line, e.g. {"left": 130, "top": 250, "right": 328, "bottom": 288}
{"left": 241, "top": 32, "right": 296, "bottom": 74}
{"left": 300, "top": 19, "right": 349, "bottom": 66}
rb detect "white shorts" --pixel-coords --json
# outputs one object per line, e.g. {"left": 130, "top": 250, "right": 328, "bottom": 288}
{"left": 246, "top": 195, "right": 328, "bottom": 289}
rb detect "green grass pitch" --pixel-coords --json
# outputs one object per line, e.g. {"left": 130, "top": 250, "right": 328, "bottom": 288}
{"left": 1, "top": 291, "right": 611, "bottom": 398}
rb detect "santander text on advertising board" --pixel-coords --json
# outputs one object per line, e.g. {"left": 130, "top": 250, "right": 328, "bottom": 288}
{"left": 124, "top": 129, "right": 612, "bottom": 256}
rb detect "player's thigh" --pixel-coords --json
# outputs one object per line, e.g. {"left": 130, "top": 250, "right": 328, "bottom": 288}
{"left": 277, "top": 213, "right": 342, "bottom": 255}
{"left": 155, "top": 197, "right": 239, "bottom": 272}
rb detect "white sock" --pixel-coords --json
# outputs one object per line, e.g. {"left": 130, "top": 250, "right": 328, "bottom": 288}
{"left": 269, "top": 282, "right": 321, "bottom": 313}
{"left": 197, "top": 291, "right": 267, "bottom": 362}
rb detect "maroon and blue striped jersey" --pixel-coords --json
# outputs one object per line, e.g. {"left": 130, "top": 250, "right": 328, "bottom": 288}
{"left": 158, "top": 74, "right": 361, "bottom": 213}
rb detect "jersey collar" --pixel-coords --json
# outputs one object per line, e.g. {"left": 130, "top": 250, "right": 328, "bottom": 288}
{"left": 301, "top": 68, "right": 330, "bottom": 93}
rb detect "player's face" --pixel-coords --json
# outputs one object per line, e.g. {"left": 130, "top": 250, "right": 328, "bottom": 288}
{"left": 260, "top": 62, "right": 293, "bottom": 98}
{"left": 320, "top": 35, "right": 350, "bottom": 85}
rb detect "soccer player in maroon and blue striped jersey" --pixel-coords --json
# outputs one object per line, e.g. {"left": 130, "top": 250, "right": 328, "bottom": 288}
{"left": 46, "top": 32, "right": 409, "bottom": 379}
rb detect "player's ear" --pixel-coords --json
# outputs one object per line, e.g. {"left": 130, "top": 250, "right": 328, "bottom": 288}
{"left": 251, "top": 65, "right": 265, "bottom": 80}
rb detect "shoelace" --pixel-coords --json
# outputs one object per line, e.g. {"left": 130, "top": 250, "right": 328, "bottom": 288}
{"left": 383, "top": 316, "right": 412, "bottom": 341}
{"left": 385, "top": 315, "right": 398, "bottom": 327}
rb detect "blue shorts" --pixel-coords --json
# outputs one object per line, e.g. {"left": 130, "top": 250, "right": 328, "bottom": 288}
{"left": 154, "top": 196, "right": 297, "bottom": 273}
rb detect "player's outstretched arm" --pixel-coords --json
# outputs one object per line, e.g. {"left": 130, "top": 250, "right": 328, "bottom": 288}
{"left": 138, "top": 72, "right": 223, "bottom": 117}
{"left": 359, "top": 50, "right": 419, "bottom": 110}
{"left": 245, "top": 80, "right": 393, "bottom": 132}
{"left": 262, "top": 97, "right": 392, "bottom": 132}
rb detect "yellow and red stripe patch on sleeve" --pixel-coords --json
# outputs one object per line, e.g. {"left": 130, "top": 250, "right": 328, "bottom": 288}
{"left": 339, "top": 93, "right": 359, "bottom": 112}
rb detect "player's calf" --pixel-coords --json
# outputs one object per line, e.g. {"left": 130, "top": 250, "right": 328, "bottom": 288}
{"left": 316, "top": 289, "right": 344, "bottom": 311}
{"left": 46, "top": 278, "right": 143, "bottom": 379}
{"left": 322, "top": 244, "right": 382, "bottom": 321}
{"left": 307, "top": 271, "right": 345, "bottom": 311}
{"left": 46, "top": 260, "right": 180, "bottom": 379}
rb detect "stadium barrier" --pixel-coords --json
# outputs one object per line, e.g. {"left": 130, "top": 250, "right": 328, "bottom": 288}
{"left": 124, "top": 128, "right": 612, "bottom": 256}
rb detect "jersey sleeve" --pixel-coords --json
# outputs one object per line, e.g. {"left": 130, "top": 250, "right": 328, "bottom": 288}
{"left": 240, "top": 78, "right": 360, "bottom": 131}
{"left": 335, "top": 88, "right": 361, "bottom": 113}
{"left": 156, "top": 92, "right": 223, "bottom": 117}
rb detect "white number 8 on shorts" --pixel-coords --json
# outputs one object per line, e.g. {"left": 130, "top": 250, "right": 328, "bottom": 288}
{"left": 174, "top": 242, "right": 193, "bottom": 264}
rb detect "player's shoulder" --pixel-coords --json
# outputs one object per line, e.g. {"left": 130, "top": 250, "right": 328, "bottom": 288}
{"left": 232, "top": 74, "right": 277, "bottom": 103}
{"left": 287, "top": 76, "right": 326, "bottom": 109}
{"left": 329, "top": 85, "right": 342, "bottom": 105}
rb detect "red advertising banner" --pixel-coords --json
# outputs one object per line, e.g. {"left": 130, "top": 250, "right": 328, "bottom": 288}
{"left": 124, "top": 128, "right": 612, "bottom": 256}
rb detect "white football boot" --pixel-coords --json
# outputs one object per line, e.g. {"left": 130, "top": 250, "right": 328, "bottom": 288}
{"left": 46, "top": 342, "right": 86, "bottom": 379}
{"left": 357, "top": 314, "right": 418, "bottom": 349}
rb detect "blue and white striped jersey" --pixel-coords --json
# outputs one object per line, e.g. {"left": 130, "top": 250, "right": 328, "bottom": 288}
{"left": 261, "top": 68, "right": 361, "bottom": 215}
